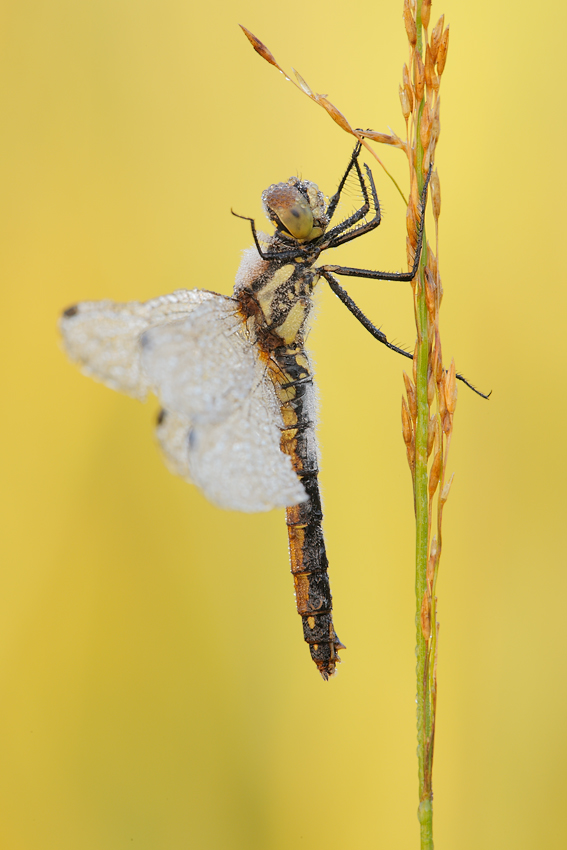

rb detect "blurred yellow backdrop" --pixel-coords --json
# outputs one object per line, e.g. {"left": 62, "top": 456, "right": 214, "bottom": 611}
{"left": 1, "top": 0, "right": 565, "bottom": 848}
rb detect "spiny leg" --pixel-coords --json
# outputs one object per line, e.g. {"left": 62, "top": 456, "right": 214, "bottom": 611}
{"left": 323, "top": 158, "right": 377, "bottom": 245}
{"left": 325, "top": 141, "right": 363, "bottom": 223}
{"left": 324, "top": 143, "right": 382, "bottom": 241}
{"left": 321, "top": 269, "right": 490, "bottom": 399}
{"left": 325, "top": 162, "right": 383, "bottom": 248}
{"left": 320, "top": 164, "right": 433, "bottom": 282}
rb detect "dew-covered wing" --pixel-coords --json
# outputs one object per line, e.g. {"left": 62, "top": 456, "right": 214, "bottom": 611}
{"left": 154, "top": 408, "right": 193, "bottom": 482}
{"left": 59, "top": 289, "right": 219, "bottom": 399}
{"left": 142, "top": 298, "right": 307, "bottom": 512}
{"left": 187, "top": 383, "right": 307, "bottom": 512}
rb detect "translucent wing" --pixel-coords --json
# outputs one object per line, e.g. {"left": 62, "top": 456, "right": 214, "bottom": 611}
{"left": 60, "top": 289, "right": 218, "bottom": 399}
{"left": 142, "top": 298, "right": 306, "bottom": 512}
{"left": 140, "top": 299, "right": 259, "bottom": 425}
{"left": 155, "top": 395, "right": 307, "bottom": 512}
{"left": 155, "top": 408, "right": 194, "bottom": 481}
{"left": 61, "top": 289, "right": 306, "bottom": 512}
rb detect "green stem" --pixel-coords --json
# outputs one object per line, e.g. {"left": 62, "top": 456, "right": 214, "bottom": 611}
{"left": 414, "top": 2, "right": 434, "bottom": 848}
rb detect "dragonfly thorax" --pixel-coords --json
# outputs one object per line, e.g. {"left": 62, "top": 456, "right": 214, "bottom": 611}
{"left": 236, "top": 254, "right": 319, "bottom": 350}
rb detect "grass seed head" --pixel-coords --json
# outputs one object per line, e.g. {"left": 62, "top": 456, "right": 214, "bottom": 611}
{"left": 428, "top": 366, "right": 436, "bottom": 405}
{"left": 403, "top": 0, "right": 417, "bottom": 46}
{"left": 425, "top": 45, "right": 439, "bottom": 94}
{"left": 399, "top": 83, "right": 412, "bottom": 121}
{"left": 440, "top": 473, "right": 455, "bottom": 505}
{"left": 421, "top": 0, "right": 432, "bottom": 30}
{"left": 444, "top": 360, "right": 458, "bottom": 414}
{"left": 431, "top": 169, "right": 441, "bottom": 221}
{"left": 430, "top": 343, "right": 439, "bottom": 381}
{"left": 420, "top": 592, "right": 431, "bottom": 638}
{"left": 414, "top": 50, "right": 425, "bottom": 102}
{"left": 435, "top": 351, "right": 444, "bottom": 383}
{"left": 420, "top": 100, "right": 432, "bottom": 150}
{"left": 427, "top": 541, "right": 438, "bottom": 591}
{"left": 406, "top": 203, "right": 418, "bottom": 250}
{"left": 430, "top": 15, "right": 445, "bottom": 62}
{"left": 424, "top": 267, "right": 436, "bottom": 317}
{"left": 403, "top": 371, "right": 418, "bottom": 421}
{"left": 428, "top": 450, "right": 442, "bottom": 498}
{"left": 427, "top": 415, "right": 436, "bottom": 457}
{"left": 406, "top": 442, "right": 416, "bottom": 474}
{"left": 426, "top": 244, "right": 438, "bottom": 279}
{"left": 430, "top": 104, "right": 441, "bottom": 151}
{"left": 438, "top": 378, "right": 447, "bottom": 418}
{"left": 436, "top": 26, "right": 450, "bottom": 76}
{"left": 402, "top": 396, "right": 414, "bottom": 445}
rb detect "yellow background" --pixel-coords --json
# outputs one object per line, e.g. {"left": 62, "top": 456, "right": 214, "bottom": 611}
{"left": 1, "top": 1, "right": 565, "bottom": 847}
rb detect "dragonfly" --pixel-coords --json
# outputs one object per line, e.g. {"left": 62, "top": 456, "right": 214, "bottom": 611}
{"left": 60, "top": 143, "right": 432, "bottom": 679}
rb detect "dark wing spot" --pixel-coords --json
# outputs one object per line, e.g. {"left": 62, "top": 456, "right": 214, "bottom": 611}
{"left": 156, "top": 408, "right": 167, "bottom": 426}
{"left": 62, "top": 305, "right": 78, "bottom": 318}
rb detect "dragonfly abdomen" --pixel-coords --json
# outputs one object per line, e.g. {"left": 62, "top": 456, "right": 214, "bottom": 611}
{"left": 272, "top": 346, "right": 344, "bottom": 679}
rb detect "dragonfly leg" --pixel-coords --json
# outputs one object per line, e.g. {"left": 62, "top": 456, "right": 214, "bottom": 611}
{"left": 320, "top": 268, "right": 490, "bottom": 398}
{"left": 320, "top": 164, "right": 432, "bottom": 280}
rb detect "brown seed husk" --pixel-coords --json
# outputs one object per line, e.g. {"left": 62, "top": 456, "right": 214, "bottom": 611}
{"left": 431, "top": 169, "right": 441, "bottom": 220}
{"left": 240, "top": 25, "right": 284, "bottom": 72}
{"left": 420, "top": 591, "right": 431, "bottom": 638}
{"left": 427, "top": 246, "right": 438, "bottom": 279}
{"left": 444, "top": 360, "right": 458, "bottom": 414}
{"left": 437, "top": 26, "right": 450, "bottom": 75}
{"left": 430, "top": 15, "right": 445, "bottom": 62}
{"left": 315, "top": 95, "right": 354, "bottom": 134}
{"left": 402, "top": 397, "right": 414, "bottom": 445}
{"left": 425, "top": 45, "right": 438, "bottom": 93}
{"left": 424, "top": 267, "right": 436, "bottom": 317}
{"left": 428, "top": 450, "right": 442, "bottom": 497}
{"left": 359, "top": 129, "right": 406, "bottom": 149}
{"left": 403, "top": 372, "right": 417, "bottom": 421}
{"left": 420, "top": 100, "right": 432, "bottom": 149}
{"left": 421, "top": 0, "right": 432, "bottom": 30}
{"left": 404, "top": 0, "right": 417, "bottom": 45}
{"left": 436, "top": 351, "right": 444, "bottom": 383}
{"left": 406, "top": 442, "right": 416, "bottom": 474}
{"left": 427, "top": 544, "right": 437, "bottom": 582}
{"left": 427, "top": 415, "right": 436, "bottom": 457}
{"left": 440, "top": 473, "right": 455, "bottom": 505}
{"left": 427, "top": 366, "right": 436, "bottom": 405}
{"left": 414, "top": 50, "right": 425, "bottom": 102}
{"left": 399, "top": 84, "right": 411, "bottom": 121}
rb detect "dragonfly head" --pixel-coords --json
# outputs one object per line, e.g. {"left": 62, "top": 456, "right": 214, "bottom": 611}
{"left": 262, "top": 178, "right": 328, "bottom": 243}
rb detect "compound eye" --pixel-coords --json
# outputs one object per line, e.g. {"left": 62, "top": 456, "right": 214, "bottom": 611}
{"left": 276, "top": 196, "right": 314, "bottom": 240}
{"left": 264, "top": 185, "right": 314, "bottom": 240}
